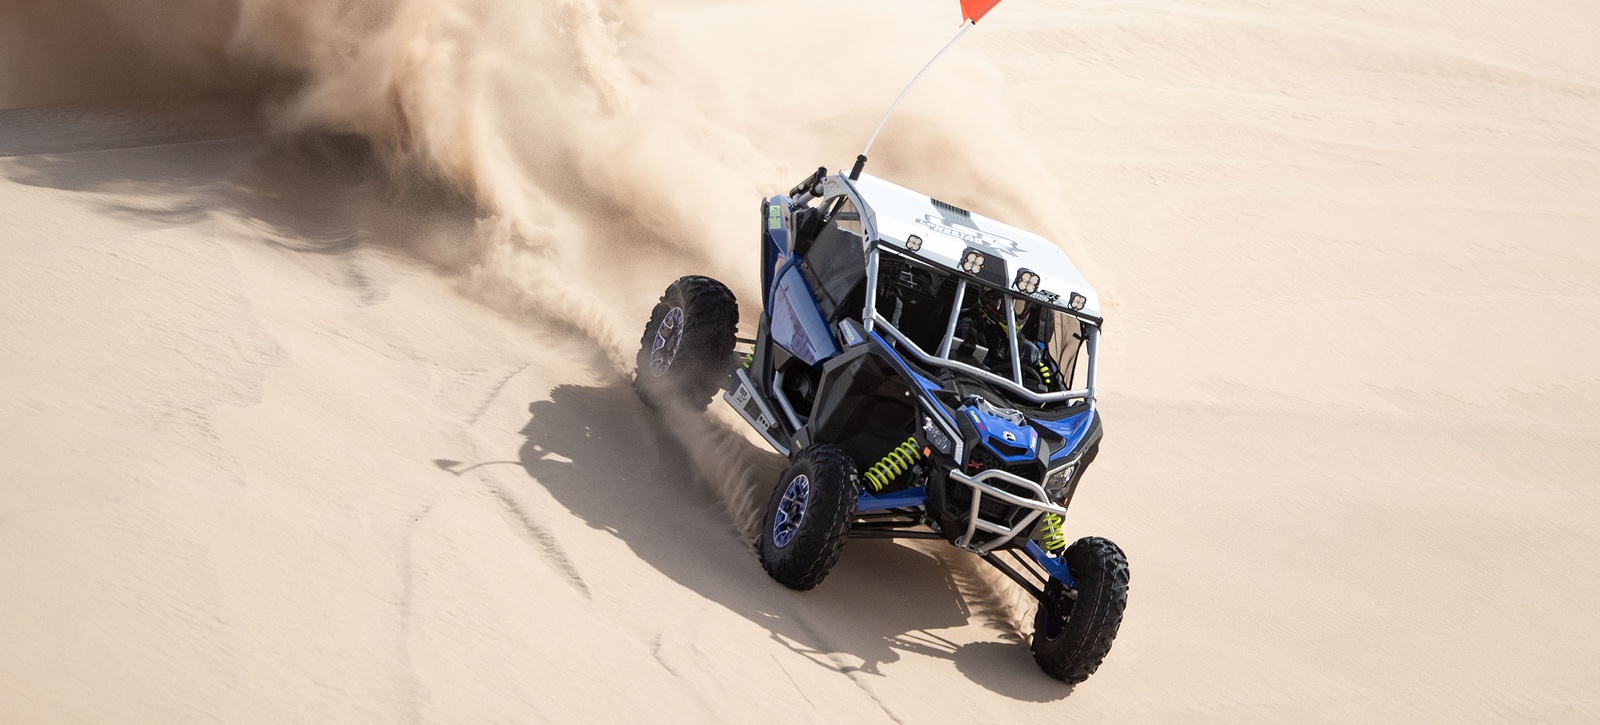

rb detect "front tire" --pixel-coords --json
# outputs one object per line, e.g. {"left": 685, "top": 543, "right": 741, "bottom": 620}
{"left": 758, "top": 445, "right": 860, "bottom": 591}
{"left": 1031, "top": 536, "right": 1130, "bottom": 684}
{"left": 633, "top": 276, "right": 738, "bottom": 411}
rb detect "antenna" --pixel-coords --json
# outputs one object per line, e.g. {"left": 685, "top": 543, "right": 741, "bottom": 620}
{"left": 851, "top": 0, "right": 1004, "bottom": 180}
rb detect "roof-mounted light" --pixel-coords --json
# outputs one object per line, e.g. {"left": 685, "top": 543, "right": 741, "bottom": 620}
{"left": 1069, "top": 292, "right": 1087, "bottom": 311}
{"left": 906, "top": 234, "right": 923, "bottom": 252}
{"left": 960, "top": 250, "right": 985, "bottom": 274}
{"left": 1014, "top": 269, "right": 1040, "bottom": 294}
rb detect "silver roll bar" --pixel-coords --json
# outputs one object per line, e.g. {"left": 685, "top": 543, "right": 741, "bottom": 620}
{"left": 937, "top": 279, "right": 967, "bottom": 358}
{"left": 859, "top": 245, "right": 1098, "bottom": 406}
{"left": 861, "top": 243, "right": 881, "bottom": 333}
{"left": 872, "top": 313, "right": 1092, "bottom": 405}
{"left": 1005, "top": 294, "right": 1023, "bottom": 385}
{"left": 1085, "top": 325, "right": 1100, "bottom": 406}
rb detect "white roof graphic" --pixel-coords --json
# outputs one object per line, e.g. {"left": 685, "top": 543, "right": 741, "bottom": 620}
{"left": 847, "top": 173, "right": 1101, "bottom": 320}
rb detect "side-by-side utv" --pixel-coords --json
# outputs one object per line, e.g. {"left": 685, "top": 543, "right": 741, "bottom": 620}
{"left": 633, "top": 166, "right": 1128, "bottom": 684}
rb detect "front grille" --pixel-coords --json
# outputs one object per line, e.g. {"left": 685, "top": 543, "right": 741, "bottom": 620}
{"left": 968, "top": 446, "right": 1040, "bottom": 482}
{"left": 949, "top": 446, "right": 1043, "bottom": 528}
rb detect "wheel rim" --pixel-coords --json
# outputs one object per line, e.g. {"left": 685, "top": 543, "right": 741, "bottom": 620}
{"left": 649, "top": 306, "right": 686, "bottom": 377}
{"left": 771, "top": 474, "right": 811, "bottom": 549}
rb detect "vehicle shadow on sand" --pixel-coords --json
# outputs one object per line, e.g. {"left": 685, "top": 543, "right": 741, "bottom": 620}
{"left": 511, "top": 382, "right": 1072, "bottom": 703}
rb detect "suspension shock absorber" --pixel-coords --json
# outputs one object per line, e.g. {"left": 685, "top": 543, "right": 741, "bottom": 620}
{"left": 863, "top": 437, "right": 922, "bottom": 492}
{"left": 1038, "top": 512, "right": 1067, "bottom": 554}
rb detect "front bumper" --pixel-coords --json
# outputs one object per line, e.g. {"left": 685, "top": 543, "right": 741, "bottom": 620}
{"left": 945, "top": 467, "right": 1068, "bottom": 553}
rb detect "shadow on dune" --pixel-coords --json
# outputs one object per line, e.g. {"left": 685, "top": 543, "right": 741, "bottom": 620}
{"left": 0, "top": 106, "right": 481, "bottom": 272}
{"left": 511, "top": 382, "right": 1072, "bottom": 702}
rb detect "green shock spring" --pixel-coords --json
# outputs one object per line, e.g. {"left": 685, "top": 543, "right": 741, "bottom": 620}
{"left": 1038, "top": 513, "right": 1067, "bottom": 554}
{"left": 863, "top": 437, "right": 922, "bottom": 492}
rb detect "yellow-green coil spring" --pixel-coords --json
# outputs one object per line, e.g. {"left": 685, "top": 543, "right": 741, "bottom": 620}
{"left": 863, "top": 437, "right": 922, "bottom": 492}
{"left": 1039, "top": 513, "right": 1067, "bottom": 554}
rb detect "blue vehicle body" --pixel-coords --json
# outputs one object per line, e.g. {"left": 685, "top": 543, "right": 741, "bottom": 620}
{"left": 723, "top": 169, "right": 1109, "bottom": 599}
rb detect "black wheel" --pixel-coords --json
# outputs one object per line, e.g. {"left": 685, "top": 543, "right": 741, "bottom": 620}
{"left": 758, "top": 445, "right": 860, "bottom": 591}
{"left": 633, "top": 276, "right": 738, "bottom": 410}
{"left": 1031, "top": 536, "right": 1130, "bottom": 684}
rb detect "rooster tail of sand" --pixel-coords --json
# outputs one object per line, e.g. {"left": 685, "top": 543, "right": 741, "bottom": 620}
{"left": 1, "top": 0, "right": 1087, "bottom": 365}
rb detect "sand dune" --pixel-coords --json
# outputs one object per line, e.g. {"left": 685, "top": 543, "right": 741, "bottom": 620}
{"left": 2, "top": 0, "right": 1598, "bottom": 722}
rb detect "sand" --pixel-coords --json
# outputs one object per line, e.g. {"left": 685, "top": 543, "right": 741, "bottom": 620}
{"left": 2, "top": 0, "right": 1598, "bottom": 722}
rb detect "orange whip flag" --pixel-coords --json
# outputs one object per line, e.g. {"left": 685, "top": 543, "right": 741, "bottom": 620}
{"left": 961, "top": 0, "right": 1003, "bottom": 24}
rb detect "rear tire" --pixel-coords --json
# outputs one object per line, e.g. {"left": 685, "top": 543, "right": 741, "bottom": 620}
{"left": 1030, "top": 536, "right": 1130, "bottom": 684}
{"left": 633, "top": 276, "right": 738, "bottom": 411}
{"left": 759, "top": 445, "right": 859, "bottom": 591}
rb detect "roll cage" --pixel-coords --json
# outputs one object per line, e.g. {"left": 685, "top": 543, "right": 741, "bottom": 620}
{"left": 794, "top": 172, "right": 1101, "bottom": 410}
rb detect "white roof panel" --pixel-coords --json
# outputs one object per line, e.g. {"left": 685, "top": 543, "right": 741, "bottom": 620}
{"left": 847, "top": 173, "right": 1101, "bottom": 320}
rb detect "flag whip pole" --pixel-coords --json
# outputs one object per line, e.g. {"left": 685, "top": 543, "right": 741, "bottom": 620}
{"left": 850, "top": 19, "right": 976, "bottom": 180}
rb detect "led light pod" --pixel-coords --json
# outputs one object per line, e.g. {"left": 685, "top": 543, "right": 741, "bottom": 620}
{"left": 960, "top": 250, "right": 985, "bottom": 274}
{"left": 1014, "top": 269, "right": 1040, "bottom": 294}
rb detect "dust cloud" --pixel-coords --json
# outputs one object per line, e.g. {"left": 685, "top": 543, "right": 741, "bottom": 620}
{"left": 0, "top": 0, "right": 1058, "bottom": 609}
{"left": 1, "top": 0, "right": 1076, "bottom": 364}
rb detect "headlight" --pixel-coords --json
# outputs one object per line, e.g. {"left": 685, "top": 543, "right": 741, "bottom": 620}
{"left": 1044, "top": 464, "right": 1076, "bottom": 497}
{"left": 922, "top": 416, "right": 954, "bottom": 456}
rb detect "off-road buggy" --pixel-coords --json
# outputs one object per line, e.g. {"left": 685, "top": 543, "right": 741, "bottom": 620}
{"left": 633, "top": 167, "right": 1128, "bottom": 684}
